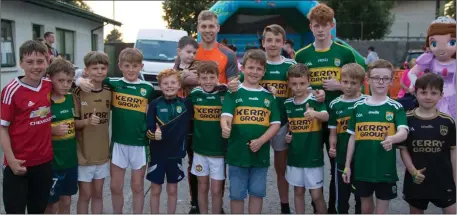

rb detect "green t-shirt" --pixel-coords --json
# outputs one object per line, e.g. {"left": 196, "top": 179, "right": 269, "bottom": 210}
{"left": 284, "top": 94, "right": 327, "bottom": 168}
{"left": 103, "top": 77, "right": 155, "bottom": 146}
{"left": 221, "top": 84, "right": 280, "bottom": 168}
{"left": 347, "top": 97, "right": 408, "bottom": 183}
{"left": 240, "top": 57, "right": 296, "bottom": 126}
{"left": 188, "top": 87, "right": 226, "bottom": 157}
{"left": 51, "top": 93, "right": 78, "bottom": 170}
{"left": 328, "top": 94, "right": 369, "bottom": 168}
{"left": 295, "top": 41, "right": 358, "bottom": 104}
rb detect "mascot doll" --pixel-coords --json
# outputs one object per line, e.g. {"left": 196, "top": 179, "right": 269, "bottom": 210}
{"left": 409, "top": 16, "right": 456, "bottom": 119}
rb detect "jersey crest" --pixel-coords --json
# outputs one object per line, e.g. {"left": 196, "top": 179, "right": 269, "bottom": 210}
{"left": 334, "top": 58, "right": 341, "bottom": 66}
{"left": 440, "top": 125, "right": 448, "bottom": 136}
{"left": 264, "top": 98, "right": 270, "bottom": 108}
{"left": 386, "top": 111, "right": 394, "bottom": 121}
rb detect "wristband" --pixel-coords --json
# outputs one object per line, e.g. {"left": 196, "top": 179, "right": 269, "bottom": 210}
{"left": 343, "top": 167, "right": 349, "bottom": 174}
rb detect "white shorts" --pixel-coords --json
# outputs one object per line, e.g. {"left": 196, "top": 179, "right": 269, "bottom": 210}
{"left": 286, "top": 166, "right": 324, "bottom": 189}
{"left": 271, "top": 125, "right": 288, "bottom": 151}
{"left": 78, "top": 162, "right": 110, "bottom": 182}
{"left": 111, "top": 142, "right": 148, "bottom": 170}
{"left": 190, "top": 152, "right": 225, "bottom": 180}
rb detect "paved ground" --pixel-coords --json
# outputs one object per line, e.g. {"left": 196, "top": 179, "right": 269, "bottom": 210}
{"left": 0, "top": 149, "right": 442, "bottom": 214}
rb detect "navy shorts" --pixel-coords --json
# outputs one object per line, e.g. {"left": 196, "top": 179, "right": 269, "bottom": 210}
{"left": 146, "top": 158, "right": 184, "bottom": 184}
{"left": 48, "top": 166, "right": 78, "bottom": 203}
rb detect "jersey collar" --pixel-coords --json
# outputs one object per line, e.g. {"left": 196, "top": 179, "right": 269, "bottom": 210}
{"left": 293, "top": 93, "right": 313, "bottom": 105}
{"left": 364, "top": 96, "right": 389, "bottom": 106}
{"left": 240, "top": 83, "right": 263, "bottom": 91}
{"left": 267, "top": 56, "right": 285, "bottom": 65}
{"left": 313, "top": 41, "right": 333, "bottom": 52}
{"left": 16, "top": 76, "right": 43, "bottom": 92}
{"left": 340, "top": 94, "right": 366, "bottom": 103}
{"left": 121, "top": 77, "right": 141, "bottom": 84}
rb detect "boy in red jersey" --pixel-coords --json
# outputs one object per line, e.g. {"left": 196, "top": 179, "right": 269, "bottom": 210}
{"left": 1, "top": 40, "right": 54, "bottom": 213}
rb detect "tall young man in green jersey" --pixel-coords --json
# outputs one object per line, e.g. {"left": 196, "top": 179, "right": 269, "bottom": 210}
{"left": 221, "top": 49, "right": 280, "bottom": 214}
{"left": 284, "top": 64, "right": 329, "bottom": 214}
{"left": 77, "top": 48, "right": 155, "bottom": 213}
{"left": 294, "top": 4, "right": 363, "bottom": 212}
{"left": 343, "top": 60, "right": 409, "bottom": 213}
{"left": 328, "top": 63, "right": 367, "bottom": 214}
{"left": 46, "top": 59, "right": 80, "bottom": 213}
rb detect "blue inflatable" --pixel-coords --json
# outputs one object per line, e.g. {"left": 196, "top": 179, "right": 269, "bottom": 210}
{"left": 197, "top": 0, "right": 365, "bottom": 62}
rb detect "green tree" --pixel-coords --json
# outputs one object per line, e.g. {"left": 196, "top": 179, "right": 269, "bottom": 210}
{"left": 58, "top": 0, "right": 92, "bottom": 11}
{"left": 105, "top": 29, "right": 123, "bottom": 43}
{"left": 445, "top": 0, "right": 456, "bottom": 19}
{"left": 322, "top": 0, "right": 395, "bottom": 40}
{"left": 162, "top": 0, "right": 217, "bottom": 37}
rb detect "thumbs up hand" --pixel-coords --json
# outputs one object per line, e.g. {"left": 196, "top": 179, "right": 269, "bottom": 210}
{"left": 303, "top": 103, "right": 316, "bottom": 120}
{"left": 413, "top": 168, "right": 426, "bottom": 184}
{"left": 313, "top": 89, "right": 326, "bottom": 103}
{"left": 323, "top": 73, "right": 340, "bottom": 91}
{"left": 87, "top": 108, "right": 100, "bottom": 125}
{"left": 154, "top": 123, "right": 162, "bottom": 140}
{"left": 228, "top": 75, "right": 241, "bottom": 92}
{"left": 380, "top": 131, "right": 393, "bottom": 151}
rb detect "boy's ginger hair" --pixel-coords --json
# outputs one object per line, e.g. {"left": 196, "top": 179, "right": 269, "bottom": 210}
{"left": 119, "top": 48, "right": 143, "bottom": 64}
{"left": 197, "top": 61, "right": 219, "bottom": 76}
{"left": 367, "top": 59, "right": 394, "bottom": 77}
{"left": 307, "top": 4, "right": 335, "bottom": 25}
{"left": 157, "top": 69, "right": 181, "bottom": 84}
{"left": 84, "top": 51, "right": 109, "bottom": 67}
{"left": 341, "top": 63, "right": 366, "bottom": 84}
{"left": 263, "top": 24, "right": 286, "bottom": 42}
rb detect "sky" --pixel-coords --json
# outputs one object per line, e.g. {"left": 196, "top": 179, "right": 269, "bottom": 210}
{"left": 85, "top": 1, "right": 167, "bottom": 43}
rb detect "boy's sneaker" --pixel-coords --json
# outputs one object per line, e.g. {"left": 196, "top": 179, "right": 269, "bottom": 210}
{"left": 188, "top": 205, "right": 200, "bottom": 214}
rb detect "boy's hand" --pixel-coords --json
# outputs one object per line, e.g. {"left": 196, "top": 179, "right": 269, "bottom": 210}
{"left": 413, "top": 168, "right": 426, "bottom": 184}
{"left": 329, "top": 147, "right": 337, "bottom": 158}
{"left": 323, "top": 74, "right": 341, "bottom": 91}
{"left": 313, "top": 90, "right": 326, "bottom": 103}
{"left": 54, "top": 123, "right": 70, "bottom": 136}
{"left": 8, "top": 158, "right": 27, "bottom": 176}
{"left": 228, "top": 76, "right": 241, "bottom": 92}
{"left": 381, "top": 131, "right": 393, "bottom": 151}
{"left": 303, "top": 103, "right": 317, "bottom": 120}
{"left": 182, "top": 69, "right": 198, "bottom": 86}
{"left": 285, "top": 131, "right": 292, "bottom": 144}
{"left": 248, "top": 139, "right": 263, "bottom": 152}
{"left": 342, "top": 167, "right": 351, "bottom": 184}
{"left": 154, "top": 123, "right": 162, "bottom": 140}
{"left": 268, "top": 86, "right": 277, "bottom": 95}
{"left": 86, "top": 108, "right": 100, "bottom": 125}
{"left": 80, "top": 78, "right": 95, "bottom": 93}
{"left": 222, "top": 126, "right": 231, "bottom": 139}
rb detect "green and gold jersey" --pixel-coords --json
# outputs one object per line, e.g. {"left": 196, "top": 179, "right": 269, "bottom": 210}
{"left": 285, "top": 94, "right": 327, "bottom": 167}
{"left": 222, "top": 84, "right": 280, "bottom": 167}
{"left": 103, "top": 77, "right": 155, "bottom": 146}
{"left": 328, "top": 94, "right": 369, "bottom": 168}
{"left": 240, "top": 57, "right": 296, "bottom": 126}
{"left": 51, "top": 93, "right": 78, "bottom": 170}
{"left": 295, "top": 41, "right": 357, "bottom": 104}
{"left": 347, "top": 97, "right": 408, "bottom": 182}
{"left": 188, "top": 87, "right": 226, "bottom": 157}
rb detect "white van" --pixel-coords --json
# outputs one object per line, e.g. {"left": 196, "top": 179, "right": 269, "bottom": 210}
{"left": 135, "top": 29, "right": 188, "bottom": 89}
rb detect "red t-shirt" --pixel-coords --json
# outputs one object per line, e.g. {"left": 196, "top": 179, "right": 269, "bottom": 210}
{"left": 1, "top": 77, "right": 53, "bottom": 167}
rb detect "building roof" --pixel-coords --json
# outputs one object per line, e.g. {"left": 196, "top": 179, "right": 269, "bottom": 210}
{"left": 22, "top": 0, "right": 122, "bottom": 26}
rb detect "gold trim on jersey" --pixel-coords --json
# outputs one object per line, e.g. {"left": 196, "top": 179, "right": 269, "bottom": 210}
{"left": 336, "top": 116, "right": 350, "bottom": 134}
{"left": 112, "top": 92, "right": 148, "bottom": 113}
{"left": 260, "top": 80, "right": 289, "bottom": 98}
{"left": 355, "top": 122, "right": 395, "bottom": 141}
{"left": 194, "top": 105, "right": 222, "bottom": 121}
{"left": 51, "top": 118, "right": 76, "bottom": 141}
{"left": 233, "top": 106, "right": 270, "bottom": 127}
{"left": 288, "top": 117, "right": 321, "bottom": 133}
{"left": 309, "top": 67, "right": 341, "bottom": 85}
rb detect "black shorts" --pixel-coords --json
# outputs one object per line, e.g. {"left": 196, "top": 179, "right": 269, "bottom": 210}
{"left": 405, "top": 196, "right": 456, "bottom": 210}
{"left": 146, "top": 158, "right": 185, "bottom": 185}
{"left": 354, "top": 181, "right": 397, "bottom": 200}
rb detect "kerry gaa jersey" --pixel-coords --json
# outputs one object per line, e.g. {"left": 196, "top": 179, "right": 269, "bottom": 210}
{"left": 285, "top": 94, "right": 327, "bottom": 168}
{"left": 328, "top": 94, "right": 369, "bottom": 167}
{"left": 295, "top": 41, "right": 357, "bottom": 103}
{"left": 51, "top": 93, "right": 78, "bottom": 170}
{"left": 240, "top": 57, "right": 296, "bottom": 126}
{"left": 104, "top": 77, "right": 154, "bottom": 146}
{"left": 189, "top": 87, "right": 226, "bottom": 157}
{"left": 347, "top": 97, "right": 408, "bottom": 183}
{"left": 222, "top": 84, "right": 280, "bottom": 167}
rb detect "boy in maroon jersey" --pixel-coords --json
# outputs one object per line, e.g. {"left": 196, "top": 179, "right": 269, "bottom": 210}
{"left": 1, "top": 40, "right": 54, "bottom": 213}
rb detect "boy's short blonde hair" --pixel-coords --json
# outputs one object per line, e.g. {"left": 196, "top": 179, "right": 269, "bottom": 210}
{"left": 367, "top": 59, "right": 394, "bottom": 77}
{"left": 119, "top": 48, "right": 143, "bottom": 64}
{"left": 341, "top": 63, "right": 366, "bottom": 84}
{"left": 157, "top": 69, "right": 181, "bottom": 84}
{"left": 287, "top": 63, "right": 310, "bottom": 80}
{"left": 198, "top": 10, "right": 218, "bottom": 23}
{"left": 307, "top": 4, "right": 334, "bottom": 25}
{"left": 242, "top": 49, "right": 267, "bottom": 67}
{"left": 197, "top": 61, "right": 219, "bottom": 76}
{"left": 47, "top": 58, "right": 75, "bottom": 77}
{"left": 263, "top": 24, "right": 286, "bottom": 42}
{"left": 84, "top": 51, "right": 109, "bottom": 67}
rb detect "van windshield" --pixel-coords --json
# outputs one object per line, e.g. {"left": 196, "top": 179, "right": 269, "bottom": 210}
{"left": 135, "top": 40, "right": 178, "bottom": 62}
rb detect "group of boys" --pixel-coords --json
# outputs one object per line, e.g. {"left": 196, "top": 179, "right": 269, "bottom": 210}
{"left": 1, "top": 3, "right": 456, "bottom": 215}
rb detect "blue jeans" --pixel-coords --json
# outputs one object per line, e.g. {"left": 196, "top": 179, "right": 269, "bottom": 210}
{"left": 228, "top": 165, "right": 268, "bottom": 200}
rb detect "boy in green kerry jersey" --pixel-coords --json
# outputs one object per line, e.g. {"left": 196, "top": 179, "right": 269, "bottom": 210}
{"left": 328, "top": 63, "right": 367, "bottom": 214}
{"left": 294, "top": 4, "right": 365, "bottom": 212}
{"left": 283, "top": 63, "right": 329, "bottom": 214}
{"left": 77, "top": 48, "right": 155, "bottom": 213}
{"left": 45, "top": 59, "right": 80, "bottom": 213}
{"left": 343, "top": 59, "right": 409, "bottom": 214}
{"left": 188, "top": 61, "right": 227, "bottom": 214}
{"left": 221, "top": 49, "right": 281, "bottom": 214}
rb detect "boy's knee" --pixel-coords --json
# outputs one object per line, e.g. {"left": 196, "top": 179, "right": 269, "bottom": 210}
{"left": 211, "top": 185, "right": 222, "bottom": 196}
{"left": 294, "top": 189, "right": 305, "bottom": 196}
{"left": 110, "top": 183, "right": 123, "bottom": 194}
{"left": 131, "top": 182, "right": 144, "bottom": 193}
{"left": 92, "top": 190, "right": 103, "bottom": 199}
{"left": 167, "top": 185, "right": 178, "bottom": 196}
{"left": 150, "top": 184, "right": 162, "bottom": 196}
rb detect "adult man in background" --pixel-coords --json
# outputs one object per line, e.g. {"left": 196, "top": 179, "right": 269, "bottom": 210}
{"left": 365, "top": 46, "right": 379, "bottom": 65}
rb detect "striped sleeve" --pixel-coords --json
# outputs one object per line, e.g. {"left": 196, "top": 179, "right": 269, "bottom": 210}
{"left": 1, "top": 80, "right": 20, "bottom": 126}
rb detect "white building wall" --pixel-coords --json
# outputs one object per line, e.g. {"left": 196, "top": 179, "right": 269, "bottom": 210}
{"left": 1, "top": 0, "right": 105, "bottom": 88}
